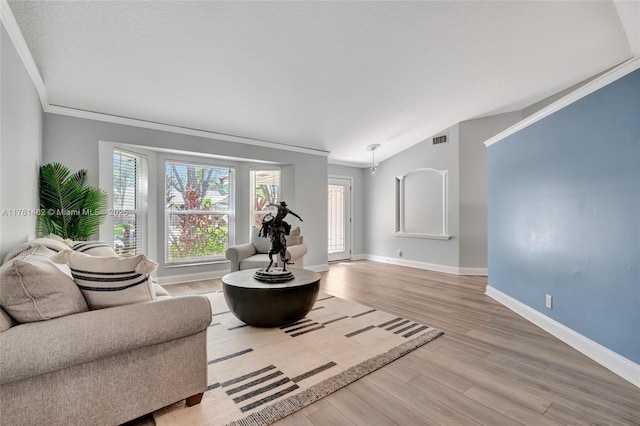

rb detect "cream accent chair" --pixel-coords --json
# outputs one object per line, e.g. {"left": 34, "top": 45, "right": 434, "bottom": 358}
{"left": 226, "top": 226, "right": 308, "bottom": 272}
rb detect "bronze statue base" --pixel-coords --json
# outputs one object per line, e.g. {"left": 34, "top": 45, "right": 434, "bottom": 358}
{"left": 253, "top": 268, "right": 295, "bottom": 283}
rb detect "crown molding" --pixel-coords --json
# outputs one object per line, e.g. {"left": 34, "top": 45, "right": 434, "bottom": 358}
{"left": 328, "top": 158, "right": 370, "bottom": 168}
{"left": 484, "top": 56, "right": 640, "bottom": 148}
{"left": 45, "top": 104, "right": 330, "bottom": 157}
{"left": 1, "top": 1, "right": 329, "bottom": 158}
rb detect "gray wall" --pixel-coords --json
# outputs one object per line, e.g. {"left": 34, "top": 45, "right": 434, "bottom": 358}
{"left": 362, "top": 113, "right": 522, "bottom": 272}
{"left": 458, "top": 112, "right": 521, "bottom": 268}
{"left": 42, "top": 114, "right": 328, "bottom": 275}
{"left": 328, "top": 164, "right": 366, "bottom": 257}
{"left": 364, "top": 124, "right": 461, "bottom": 268}
{"left": 488, "top": 68, "right": 640, "bottom": 363}
{"left": 0, "top": 24, "right": 42, "bottom": 260}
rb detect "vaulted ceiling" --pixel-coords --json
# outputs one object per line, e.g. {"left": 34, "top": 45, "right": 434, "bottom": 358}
{"left": 7, "top": 1, "right": 638, "bottom": 165}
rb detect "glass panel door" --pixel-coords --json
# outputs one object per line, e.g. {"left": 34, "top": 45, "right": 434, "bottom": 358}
{"left": 328, "top": 177, "right": 351, "bottom": 261}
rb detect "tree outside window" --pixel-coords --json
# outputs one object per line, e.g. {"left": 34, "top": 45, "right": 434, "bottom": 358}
{"left": 250, "top": 169, "right": 280, "bottom": 229}
{"left": 165, "top": 161, "right": 234, "bottom": 264}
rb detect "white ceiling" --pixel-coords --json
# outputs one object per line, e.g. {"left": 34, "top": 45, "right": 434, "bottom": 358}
{"left": 7, "top": 1, "right": 637, "bottom": 165}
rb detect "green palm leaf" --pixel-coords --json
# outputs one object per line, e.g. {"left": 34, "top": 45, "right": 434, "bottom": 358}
{"left": 38, "top": 162, "right": 107, "bottom": 241}
{"left": 74, "top": 187, "right": 108, "bottom": 240}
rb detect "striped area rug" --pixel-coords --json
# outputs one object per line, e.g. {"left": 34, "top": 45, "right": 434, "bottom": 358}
{"left": 154, "top": 292, "right": 443, "bottom": 426}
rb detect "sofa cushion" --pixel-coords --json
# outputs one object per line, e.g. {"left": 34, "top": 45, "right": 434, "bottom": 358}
{"left": 250, "top": 227, "right": 271, "bottom": 254}
{"left": 0, "top": 307, "right": 17, "bottom": 331}
{"left": 239, "top": 254, "right": 272, "bottom": 270}
{"left": 0, "top": 245, "right": 88, "bottom": 322}
{"left": 72, "top": 240, "right": 117, "bottom": 257}
{"left": 2, "top": 238, "right": 72, "bottom": 264}
{"left": 52, "top": 250, "right": 158, "bottom": 309}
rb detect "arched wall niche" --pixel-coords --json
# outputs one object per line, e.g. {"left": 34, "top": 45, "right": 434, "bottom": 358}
{"left": 395, "top": 168, "right": 451, "bottom": 240}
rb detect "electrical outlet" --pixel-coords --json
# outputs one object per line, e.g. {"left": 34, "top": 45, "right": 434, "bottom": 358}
{"left": 545, "top": 294, "right": 553, "bottom": 309}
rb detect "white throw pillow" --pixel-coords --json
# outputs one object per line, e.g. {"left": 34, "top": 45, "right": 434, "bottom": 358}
{"left": 2, "top": 238, "right": 72, "bottom": 264}
{"left": 51, "top": 250, "right": 158, "bottom": 310}
{"left": 251, "top": 227, "right": 271, "bottom": 254}
{"left": 46, "top": 234, "right": 74, "bottom": 247}
{"left": 0, "top": 245, "right": 88, "bottom": 322}
{"left": 289, "top": 226, "right": 301, "bottom": 237}
{"left": 285, "top": 235, "right": 302, "bottom": 246}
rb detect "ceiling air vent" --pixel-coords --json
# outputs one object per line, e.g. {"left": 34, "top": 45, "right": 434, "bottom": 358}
{"left": 433, "top": 134, "right": 448, "bottom": 145}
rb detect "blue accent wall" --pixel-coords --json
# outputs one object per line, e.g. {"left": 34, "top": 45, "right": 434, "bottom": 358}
{"left": 488, "top": 69, "right": 640, "bottom": 363}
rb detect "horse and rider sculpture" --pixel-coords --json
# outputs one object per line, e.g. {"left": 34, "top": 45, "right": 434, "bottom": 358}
{"left": 258, "top": 201, "right": 303, "bottom": 273}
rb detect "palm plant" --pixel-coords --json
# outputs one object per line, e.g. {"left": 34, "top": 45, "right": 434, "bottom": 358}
{"left": 38, "top": 162, "right": 108, "bottom": 241}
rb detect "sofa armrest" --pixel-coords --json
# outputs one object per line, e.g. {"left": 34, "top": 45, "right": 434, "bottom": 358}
{"left": 0, "top": 295, "right": 212, "bottom": 384}
{"left": 225, "top": 243, "right": 257, "bottom": 272}
{"left": 286, "top": 243, "right": 308, "bottom": 261}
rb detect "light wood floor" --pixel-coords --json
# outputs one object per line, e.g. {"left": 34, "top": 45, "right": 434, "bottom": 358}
{"left": 158, "top": 260, "right": 639, "bottom": 425}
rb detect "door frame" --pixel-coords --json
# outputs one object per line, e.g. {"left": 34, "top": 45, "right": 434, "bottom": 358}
{"left": 328, "top": 175, "right": 353, "bottom": 262}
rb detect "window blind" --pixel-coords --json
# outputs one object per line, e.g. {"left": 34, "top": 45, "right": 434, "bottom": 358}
{"left": 112, "top": 149, "right": 147, "bottom": 255}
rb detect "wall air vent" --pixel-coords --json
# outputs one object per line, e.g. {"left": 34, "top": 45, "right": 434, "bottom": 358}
{"left": 433, "top": 134, "right": 448, "bottom": 145}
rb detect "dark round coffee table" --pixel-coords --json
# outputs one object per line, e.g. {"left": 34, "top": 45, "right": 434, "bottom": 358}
{"left": 222, "top": 268, "right": 321, "bottom": 327}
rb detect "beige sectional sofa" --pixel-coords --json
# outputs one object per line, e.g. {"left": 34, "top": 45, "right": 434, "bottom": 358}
{"left": 0, "top": 238, "right": 212, "bottom": 425}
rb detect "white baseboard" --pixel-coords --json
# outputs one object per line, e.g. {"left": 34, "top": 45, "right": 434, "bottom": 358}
{"left": 364, "top": 254, "right": 487, "bottom": 276}
{"left": 158, "top": 270, "right": 227, "bottom": 285}
{"left": 485, "top": 285, "right": 640, "bottom": 388}
{"left": 158, "top": 263, "right": 330, "bottom": 284}
{"left": 305, "top": 263, "right": 330, "bottom": 272}
{"left": 458, "top": 267, "right": 489, "bottom": 276}
{"left": 327, "top": 254, "right": 366, "bottom": 262}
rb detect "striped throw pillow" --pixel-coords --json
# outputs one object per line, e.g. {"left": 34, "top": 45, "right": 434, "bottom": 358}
{"left": 51, "top": 250, "right": 157, "bottom": 309}
{"left": 72, "top": 241, "right": 117, "bottom": 257}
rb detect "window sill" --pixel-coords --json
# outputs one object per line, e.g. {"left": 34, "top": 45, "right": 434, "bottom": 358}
{"left": 395, "top": 232, "right": 451, "bottom": 240}
{"left": 164, "top": 259, "right": 229, "bottom": 268}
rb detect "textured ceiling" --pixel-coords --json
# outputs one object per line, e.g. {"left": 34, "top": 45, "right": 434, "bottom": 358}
{"left": 8, "top": 1, "right": 634, "bottom": 164}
